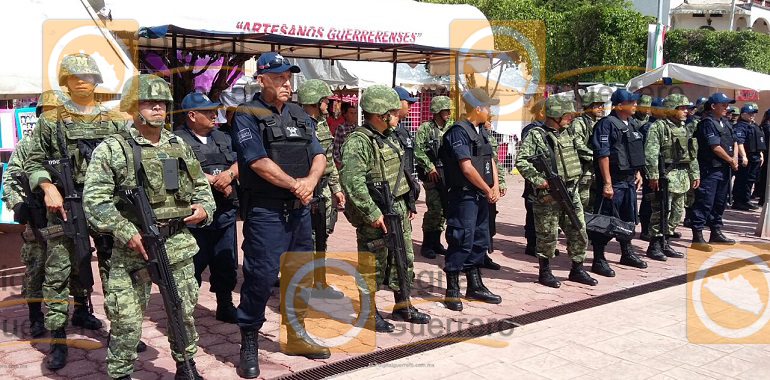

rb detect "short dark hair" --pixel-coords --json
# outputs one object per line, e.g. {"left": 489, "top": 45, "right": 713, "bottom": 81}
{"left": 342, "top": 102, "right": 356, "bottom": 115}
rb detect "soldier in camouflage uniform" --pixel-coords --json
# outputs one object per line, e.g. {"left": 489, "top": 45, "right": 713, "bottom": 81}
{"left": 515, "top": 96, "right": 598, "bottom": 288}
{"left": 414, "top": 95, "right": 451, "bottom": 259}
{"left": 340, "top": 85, "right": 430, "bottom": 332}
{"left": 298, "top": 79, "right": 345, "bottom": 297}
{"left": 83, "top": 74, "right": 215, "bottom": 380}
{"left": 570, "top": 92, "right": 604, "bottom": 210}
{"left": 26, "top": 54, "right": 124, "bottom": 369}
{"left": 633, "top": 95, "right": 653, "bottom": 127}
{"left": 643, "top": 94, "right": 700, "bottom": 261}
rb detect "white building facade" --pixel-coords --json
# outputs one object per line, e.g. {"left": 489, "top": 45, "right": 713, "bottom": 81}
{"left": 632, "top": 0, "right": 770, "bottom": 33}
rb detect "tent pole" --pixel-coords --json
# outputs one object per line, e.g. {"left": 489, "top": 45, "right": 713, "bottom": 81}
{"left": 392, "top": 50, "right": 397, "bottom": 87}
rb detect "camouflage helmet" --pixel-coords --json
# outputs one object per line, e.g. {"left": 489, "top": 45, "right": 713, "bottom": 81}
{"left": 58, "top": 53, "right": 103, "bottom": 86}
{"left": 663, "top": 94, "right": 690, "bottom": 109}
{"left": 120, "top": 74, "right": 173, "bottom": 112}
{"left": 544, "top": 96, "right": 575, "bottom": 118}
{"left": 360, "top": 85, "right": 401, "bottom": 115}
{"left": 297, "top": 79, "right": 333, "bottom": 105}
{"left": 729, "top": 106, "right": 740, "bottom": 115}
{"left": 581, "top": 92, "right": 604, "bottom": 107}
{"left": 429, "top": 96, "right": 451, "bottom": 114}
{"left": 637, "top": 95, "right": 653, "bottom": 107}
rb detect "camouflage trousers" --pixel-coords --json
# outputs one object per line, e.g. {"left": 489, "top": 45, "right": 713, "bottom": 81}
{"left": 578, "top": 180, "right": 594, "bottom": 212}
{"left": 20, "top": 232, "right": 87, "bottom": 300}
{"left": 532, "top": 189, "right": 587, "bottom": 262}
{"left": 421, "top": 183, "right": 445, "bottom": 232}
{"left": 312, "top": 185, "right": 338, "bottom": 282}
{"left": 650, "top": 191, "right": 686, "bottom": 237}
{"left": 105, "top": 258, "right": 199, "bottom": 378}
{"left": 355, "top": 198, "right": 414, "bottom": 292}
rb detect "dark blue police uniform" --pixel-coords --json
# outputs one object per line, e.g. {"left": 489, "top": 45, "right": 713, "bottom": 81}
{"left": 692, "top": 113, "right": 735, "bottom": 231}
{"left": 231, "top": 94, "right": 323, "bottom": 331}
{"left": 733, "top": 119, "right": 765, "bottom": 206}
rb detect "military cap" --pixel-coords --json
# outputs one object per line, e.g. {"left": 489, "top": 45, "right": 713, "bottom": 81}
{"left": 58, "top": 53, "right": 103, "bottom": 86}
{"left": 637, "top": 95, "right": 653, "bottom": 107}
{"left": 297, "top": 79, "right": 333, "bottom": 105}
{"left": 429, "top": 96, "right": 451, "bottom": 114}
{"left": 663, "top": 94, "right": 690, "bottom": 109}
{"left": 360, "top": 85, "right": 401, "bottom": 115}
{"left": 581, "top": 92, "right": 604, "bottom": 107}
{"left": 544, "top": 96, "right": 575, "bottom": 118}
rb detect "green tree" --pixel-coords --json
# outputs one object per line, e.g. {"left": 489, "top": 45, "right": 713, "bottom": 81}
{"left": 664, "top": 29, "right": 770, "bottom": 74}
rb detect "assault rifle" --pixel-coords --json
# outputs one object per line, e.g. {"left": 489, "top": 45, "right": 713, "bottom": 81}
{"left": 527, "top": 153, "right": 581, "bottom": 230}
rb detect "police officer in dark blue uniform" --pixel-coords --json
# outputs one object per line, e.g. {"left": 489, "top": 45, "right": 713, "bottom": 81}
{"left": 175, "top": 92, "right": 240, "bottom": 324}
{"left": 589, "top": 89, "right": 647, "bottom": 270}
{"left": 522, "top": 99, "right": 546, "bottom": 257}
{"left": 392, "top": 86, "right": 420, "bottom": 213}
{"left": 439, "top": 88, "right": 502, "bottom": 312}
{"left": 231, "top": 52, "right": 329, "bottom": 379}
{"left": 692, "top": 93, "right": 739, "bottom": 248}
{"left": 732, "top": 103, "right": 764, "bottom": 210}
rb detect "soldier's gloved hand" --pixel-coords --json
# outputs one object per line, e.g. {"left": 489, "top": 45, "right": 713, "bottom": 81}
{"left": 184, "top": 204, "right": 208, "bottom": 226}
{"left": 371, "top": 215, "right": 387, "bottom": 233}
{"left": 335, "top": 192, "right": 346, "bottom": 208}
{"left": 602, "top": 183, "right": 614, "bottom": 199}
{"left": 692, "top": 179, "right": 700, "bottom": 190}
{"left": 428, "top": 169, "right": 440, "bottom": 183}
{"left": 127, "top": 233, "right": 148, "bottom": 260}
{"left": 649, "top": 179, "right": 659, "bottom": 192}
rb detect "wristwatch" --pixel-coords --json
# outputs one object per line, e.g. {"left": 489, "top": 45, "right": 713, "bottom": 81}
{"left": 226, "top": 170, "right": 235, "bottom": 179}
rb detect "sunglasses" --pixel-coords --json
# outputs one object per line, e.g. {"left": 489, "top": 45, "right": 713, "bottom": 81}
{"left": 258, "top": 55, "right": 291, "bottom": 71}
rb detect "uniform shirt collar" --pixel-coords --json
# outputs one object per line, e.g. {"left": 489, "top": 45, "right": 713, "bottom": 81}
{"left": 127, "top": 121, "right": 174, "bottom": 146}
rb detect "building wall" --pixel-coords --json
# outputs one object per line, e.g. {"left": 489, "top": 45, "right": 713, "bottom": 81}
{"left": 632, "top": 0, "right": 685, "bottom": 25}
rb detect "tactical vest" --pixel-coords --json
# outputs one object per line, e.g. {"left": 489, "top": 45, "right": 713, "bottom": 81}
{"left": 239, "top": 101, "right": 312, "bottom": 199}
{"left": 315, "top": 118, "right": 336, "bottom": 176}
{"left": 745, "top": 122, "right": 765, "bottom": 153}
{"left": 56, "top": 105, "right": 115, "bottom": 184}
{"left": 393, "top": 124, "right": 415, "bottom": 177}
{"left": 417, "top": 121, "right": 443, "bottom": 181}
{"left": 174, "top": 127, "right": 238, "bottom": 208}
{"left": 441, "top": 121, "right": 494, "bottom": 189}
{"left": 114, "top": 131, "right": 200, "bottom": 221}
{"left": 531, "top": 126, "right": 582, "bottom": 182}
{"left": 576, "top": 114, "right": 595, "bottom": 145}
{"left": 355, "top": 125, "right": 409, "bottom": 199}
{"left": 661, "top": 119, "right": 696, "bottom": 165}
{"left": 698, "top": 115, "right": 735, "bottom": 169}
{"left": 606, "top": 115, "right": 646, "bottom": 172}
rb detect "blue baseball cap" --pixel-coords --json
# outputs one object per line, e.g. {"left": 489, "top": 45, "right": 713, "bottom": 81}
{"left": 707, "top": 92, "right": 735, "bottom": 105}
{"left": 256, "top": 52, "right": 300, "bottom": 75}
{"left": 610, "top": 89, "right": 641, "bottom": 105}
{"left": 181, "top": 92, "right": 220, "bottom": 111}
{"left": 393, "top": 86, "right": 418, "bottom": 103}
{"left": 695, "top": 97, "right": 708, "bottom": 106}
{"left": 651, "top": 97, "right": 664, "bottom": 108}
{"left": 741, "top": 104, "right": 759, "bottom": 114}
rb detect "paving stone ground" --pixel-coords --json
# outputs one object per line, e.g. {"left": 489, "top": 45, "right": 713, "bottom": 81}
{"left": 0, "top": 174, "right": 763, "bottom": 379}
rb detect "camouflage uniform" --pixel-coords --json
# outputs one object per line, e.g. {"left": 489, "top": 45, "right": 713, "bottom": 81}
{"left": 633, "top": 95, "right": 653, "bottom": 127}
{"left": 83, "top": 74, "right": 215, "bottom": 378}
{"left": 570, "top": 92, "right": 602, "bottom": 210}
{"left": 644, "top": 94, "right": 699, "bottom": 259}
{"left": 488, "top": 133, "right": 507, "bottom": 193}
{"left": 26, "top": 54, "right": 126, "bottom": 334}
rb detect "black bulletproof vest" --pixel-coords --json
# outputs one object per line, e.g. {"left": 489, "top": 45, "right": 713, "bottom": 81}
{"left": 174, "top": 127, "right": 238, "bottom": 208}
{"left": 606, "top": 115, "right": 646, "bottom": 173}
{"left": 393, "top": 123, "right": 415, "bottom": 177}
{"left": 440, "top": 120, "right": 494, "bottom": 189}
{"left": 698, "top": 115, "right": 735, "bottom": 168}
{"left": 240, "top": 102, "right": 312, "bottom": 199}
{"left": 746, "top": 122, "right": 765, "bottom": 153}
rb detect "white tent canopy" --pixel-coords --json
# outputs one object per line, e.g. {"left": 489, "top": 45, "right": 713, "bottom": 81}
{"left": 626, "top": 63, "right": 770, "bottom": 92}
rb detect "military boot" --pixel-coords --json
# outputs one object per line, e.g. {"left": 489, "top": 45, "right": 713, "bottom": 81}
{"left": 480, "top": 254, "right": 501, "bottom": 270}
{"left": 374, "top": 305, "right": 395, "bottom": 333}
{"left": 216, "top": 292, "right": 238, "bottom": 324}
{"left": 619, "top": 241, "right": 648, "bottom": 269}
{"left": 28, "top": 301, "right": 46, "bottom": 338}
{"left": 645, "top": 237, "right": 667, "bottom": 261}
{"left": 433, "top": 231, "right": 447, "bottom": 256}
{"left": 568, "top": 261, "right": 598, "bottom": 286}
{"left": 691, "top": 229, "right": 713, "bottom": 252}
{"left": 420, "top": 231, "right": 437, "bottom": 259}
{"left": 590, "top": 245, "right": 615, "bottom": 277}
{"left": 537, "top": 257, "right": 561, "bottom": 288}
{"left": 284, "top": 322, "right": 331, "bottom": 359}
{"left": 175, "top": 359, "right": 204, "bottom": 380}
{"left": 639, "top": 221, "right": 651, "bottom": 241}
{"left": 709, "top": 228, "right": 736, "bottom": 244}
{"left": 662, "top": 237, "right": 684, "bottom": 258}
{"left": 46, "top": 328, "right": 68, "bottom": 370}
{"left": 237, "top": 328, "right": 259, "bottom": 379}
{"left": 465, "top": 267, "right": 502, "bottom": 304}
{"left": 391, "top": 291, "right": 430, "bottom": 324}
{"left": 443, "top": 271, "right": 463, "bottom": 311}
{"left": 71, "top": 296, "right": 103, "bottom": 330}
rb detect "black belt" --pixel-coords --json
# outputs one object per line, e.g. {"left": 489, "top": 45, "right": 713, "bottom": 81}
{"left": 156, "top": 218, "right": 187, "bottom": 238}
{"left": 250, "top": 197, "right": 305, "bottom": 211}
{"left": 667, "top": 163, "right": 690, "bottom": 171}
{"left": 448, "top": 185, "right": 483, "bottom": 193}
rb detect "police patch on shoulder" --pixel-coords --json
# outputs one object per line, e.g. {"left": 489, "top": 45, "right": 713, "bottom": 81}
{"left": 706, "top": 133, "right": 715, "bottom": 138}
{"left": 452, "top": 140, "right": 463, "bottom": 147}
{"left": 238, "top": 128, "right": 252, "bottom": 143}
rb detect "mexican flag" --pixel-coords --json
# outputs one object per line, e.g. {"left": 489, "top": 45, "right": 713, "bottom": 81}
{"left": 646, "top": 23, "right": 667, "bottom": 70}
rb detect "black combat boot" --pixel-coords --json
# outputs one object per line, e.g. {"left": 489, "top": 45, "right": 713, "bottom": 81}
{"left": 420, "top": 231, "right": 438, "bottom": 259}
{"left": 391, "top": 291, "right": 430, "bottom": 324}
{"left": 71, "top": 296, "right": 102, "bottom": 330}
{"left": 568, "top": 260, "right": 598, "bottom": 286}
{"left": 537, "top": 257, "right": 561, "bottom": 288}
{"left": 619, "top": 241, "right": 648, "bottom": 269}
{"left": 443, "top": 271, "right": 463, "bottom": 311}
{"left": 591, "top": 245, "right": 615, "bottom": 277}
{"left": 732, "top": 201, "right": 754, "bottom": 211}
{"left": 284, "top": 322, "right": 331, "bottom": 359}
{"left": 136, "top": 340, "right": 147, "bottom": 352}
{"left": 46, "top": 328, "right": 68, "bottom": 370}
{"left": 666, "top": 230, "right": 682, "bottom": 239}
{"left": 28, "top": 302, "right": 46, "bottom": 338}
{"left": 433, "top": 231, "right": 447, "bottom": 256}
{"left": 480, "top": 254, "right": 501, "bottom": 270}
{"left": 645, "top": 237, "right": 667, "bottom": 261}
{"left": 237, "top": 329, "right": 259, "bottom": 379}
{"left": 709, "top": 228, "right": 736, "bottom": 244}
{"left": 465, "top": 267, "right": 502, "bottom": 304}
{"left": 374, "top": 307, "right": 395, "bottom": 333}
{"left": 640, "top": 221, "right": 651, "bottom": 241}
{"left": 662, "top": 237, "right": 684, "bottom": 258}
{"left": 175, "top": 359, "right": 204, "bottom": 380}
{"left": 216, "top": 292, "right": 238, "bottom": 324}
{"left": 691, "top": 229, "right": 713, "bottom": 252}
